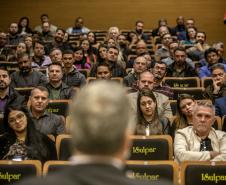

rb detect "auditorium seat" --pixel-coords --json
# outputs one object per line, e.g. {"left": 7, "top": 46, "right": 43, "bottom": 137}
{"left": 181, "top": 161, "right": 226, "bottom": 185}
{"left": 55, "top": 134, "right": 72, "bottom": 160}
{"left": 126, "top": 160, "right": 178, "bottom": 185}
{"left": 43, "top": 160, "right": 70, "bottom": 176}
{"left": 0, "top": 160, "right": 41, "bottom": 184}
{"left": 129, "top": 135, "right": 173, "bottom": 160}
{"left": 163, "top": 77, "right": 200, "bottom": 88}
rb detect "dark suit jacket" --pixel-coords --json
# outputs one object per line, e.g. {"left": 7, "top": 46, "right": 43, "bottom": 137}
{"left": 19, "top": 163, "right": 160, "bottom": 185}
{"left": 215, "top": 96, "right": 226, "bottom": 117}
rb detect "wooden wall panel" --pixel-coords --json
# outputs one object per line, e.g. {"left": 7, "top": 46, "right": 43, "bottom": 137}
{"left": 0, "top": 0, "right": 225, "bottom": 45}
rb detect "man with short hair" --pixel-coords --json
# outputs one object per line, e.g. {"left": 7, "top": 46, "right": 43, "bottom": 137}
{"left": 0, "top": 68, "right": 25, "bottom": 114}
{"left": 29, "top": 86, "right": 65, "bottom": 135}
{"left": 128, "top": 70, "right": 172, "bottom": 119}
{"left": 46, "top": 28, "right": 72, "bottom": 54}
{"left": 40, "top": 22, "right": 54, "bottom": 43}
{"left": 166, "top": 47, "right": 197, "bottom": 77}
{"left": 32, "top": 41, "right": 52, "bottom": 68}
{"left": 187, "top": 31, "right": 210, "bottom": 60}
{"left": 123, "top": 56, "right": 147, "bottom": 88}
{"left": 62, "top": 50, "right": 86, "bottom": 87}
{"left": 96, "top": 63, "right": 112, "bottom": 80}
{"left": 10, "top": 53, "right": 48, "bottom": 87}
{"left": 45, "top": 63, "right": 73, "bottom": 100}
{"left": 155, "top": 33, "right": 173, "bottom": 59}
{"left": 34, "top": 14, "right": 57, "bottom": 34}
{"left": 204, "top": 63, "right": 226, "bottom": 101}
{"left": 199, "top": 48, "right": 226, "bottom": 78}
{"left": 7, "top": 22, "right": 23, "bottom": 45}
{"left": 135, "top": 20, "right": 148, "bottom": 42}
{"left": 152, "top": 61, "right": 174, "bottom": 99}
{"left": 174, "top": 101, "right": 226, "bottom": 162}
{"left": 106, "top": 46, "right": 126, "bottom": 77}
{"left": 49, "top": 48, "right": 63, "bottom": 63}
{"left": 66, "top": 17, "right": 90, "bottom": 34}
{"left": 19, "top": 81, "right": 155, "bottom": 185}
{"left": 0, "top": 31, "right": 11, "bottom": 58}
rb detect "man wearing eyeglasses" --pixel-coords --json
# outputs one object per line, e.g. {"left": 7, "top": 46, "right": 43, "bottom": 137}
{"left": 174, "top": 101, "right": 226, "bottom": 162}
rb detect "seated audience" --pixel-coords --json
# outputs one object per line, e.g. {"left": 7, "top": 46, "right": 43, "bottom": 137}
{"left": 135, "top": 89, "right": 170, "bottom": 135}
{"left": 45, "top": 63, "right": 74, "bottom": 100}
{"left": 34, "top": 14, "right": 57, "bottom": 34}
{"left": 18, "top": 16, "right": 33, "bottom": 35}
{"left": 0, "top": 105, "right": 57, "bottom": 163}
{"left": 174, "top": 101, "right": 226, "bottom": 162}
{"left": 199, "top": 48, "right": 226, "bottom": 78}
{"left": 123, "top": 56, "right": 147, "bottom": 88}
{"left": 127, "top": 70, "right": 172, "bottom": 119}
{"left": 204, "top": 63, "right": 226, "bottom": 102}
{"left": 7, "top": 22, "right": 23, "bottom": 45}
{"left": 32, "top": 41, "right": 52, "bottom": 68}
{"left": 166, "top": 47, "right": 197, "bottom": 77}
{"left": 66, "top": 17, "right": 90, "bottom": 34}
{"left": 95, "top": 62, "right": 112, "bottom": 80}
{"left": 29, "top": 86, "right": 65, "bottom": 135}
{"left": 62, "top": 50, "right": 86, "bottom": 87}
{"left": 152, "top": 61, "right": 174, "bottom": 99}
{"left": 10, "top": 53, "right": 48, "bottom": 87}
{"left": 73, "top": 47, "right": 90, "bottom": 69}
{"left": 171, "top": 94, "right": 197, "bottom": 137}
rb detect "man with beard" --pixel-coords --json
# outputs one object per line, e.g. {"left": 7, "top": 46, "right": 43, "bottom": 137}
{"left": 66, "top": 17, "right": 90, "bottom": 34}
{"left": 135, "top": 20, "right": 148, "bottom": 42}
{"left": 127, "top": 70, "right": 172, "bottom": 119}
{"left": 32, "top": 41, "right": 52, "bottom": 68}
{"left": 45, "top": 28, "right": 72, "bottom": 55}
{"left": 166, "top": 47, "right": 197, "bottom": 77}
{"left": 0, "top": 68, "right": 25, "bottom": 133}
{"left": 10, "top": 53, "right": 48, "bottom": 87}
{"left": 117, "top": 34, "right": 130, "bottom": 69}
{"left": 45, "top": 63, "right": 73, "bottom": 100}
{"left": 123, "top": 56, "right": 147, "bottom": 88}
{"left": 7, "top": 23, "right": 23, "bottom": 45}
{"left": 40, "top": 22, "right": 54, "bottom": 43}
{"left": 187, "top": 31, "right": 210, "bottom": 60}
{"left": 62, "top": 50, "right": 86, "bottom": 87}
{"left": 152, "top": 61, "right": 174, "bottom": 99}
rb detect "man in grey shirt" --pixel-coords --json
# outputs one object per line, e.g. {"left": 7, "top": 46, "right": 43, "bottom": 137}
{"left": 29, "top": 86, "right": 65, "bottom": 135}
{"left": 10, "top": 53, "right": 48, "bottom": 88}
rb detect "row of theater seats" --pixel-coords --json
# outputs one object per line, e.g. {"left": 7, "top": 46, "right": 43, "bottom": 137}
{"left": 0, "top": 159, "right": 226, "bottom": 185}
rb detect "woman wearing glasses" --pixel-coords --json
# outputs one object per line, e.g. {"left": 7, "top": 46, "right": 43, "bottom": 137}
{"left": 0, "top": 105, "right": 56, "bottom": 163}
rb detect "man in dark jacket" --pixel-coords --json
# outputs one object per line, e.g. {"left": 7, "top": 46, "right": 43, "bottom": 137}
{"left": 45, "top": 63, "right": 74, "bottom": 100}
{"left": 0, "top": 68, "right": 25, "bottom": 133}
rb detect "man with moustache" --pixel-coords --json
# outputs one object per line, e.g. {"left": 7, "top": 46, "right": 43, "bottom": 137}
{"left": 10, "top": 53, "right": 48, "bottom": 87}
{"left": 45, "top": 28, "right": 72, "bottom": 55}
{"left": 0, "top": 68, "right": 25, "bottom": 133}
{"left": 166, "top": 47, "right": 197, "bottom": 77}
{"left": 152, "top": 61, "right": 174, "bottom": 99}
{"left": 135, "top": 20, "right": 149, "bottom": 42}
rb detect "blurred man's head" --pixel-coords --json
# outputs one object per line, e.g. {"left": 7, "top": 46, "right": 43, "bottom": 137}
{"left": 0, "top": 68, "right": 11, "bottom": 91}
{"left": 153, "top": 61, "right": 167, "bottom": 81}
{"left": 107, "top": 46, "right": 119, "bottom": 63}
{"left": 133, "top": 56, "right": 147, "bottom": 74}
{"left": 70, "top": 81, "right": 135, "bottom": 158}
{"left": 17, "top": 53, "right": 32, "bottom": 74}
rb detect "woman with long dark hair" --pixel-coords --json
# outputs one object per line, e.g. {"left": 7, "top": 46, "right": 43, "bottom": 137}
{"left": 0, "top": 105, "right": 56, "bottom": 163}
{"left": 171, "top": 94, "right": 197, "bottom": 138}
{"left": 18, "top": 16, "right": 33, "bottom": 35}
{"left": 135, "top": 89, "right": 170, "bottom": 135}
{"left": 73, "top": 46, "right": 90, "bottom": 69}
